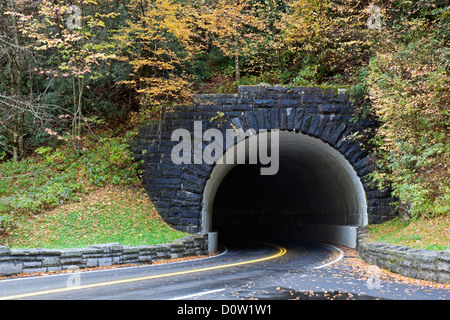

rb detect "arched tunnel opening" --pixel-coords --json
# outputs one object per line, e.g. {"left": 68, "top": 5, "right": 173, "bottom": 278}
{"left": 201, "top": 131, "right": 368, "bottom": 248}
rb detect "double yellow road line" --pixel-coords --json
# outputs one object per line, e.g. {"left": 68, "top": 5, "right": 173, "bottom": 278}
{"left": 1, "top": 242, "right": 286, "bottom": 300}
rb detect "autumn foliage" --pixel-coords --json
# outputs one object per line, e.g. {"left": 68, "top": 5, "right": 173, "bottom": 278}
{"left": 0, "top": 0, "right": 449, "bottom": 220}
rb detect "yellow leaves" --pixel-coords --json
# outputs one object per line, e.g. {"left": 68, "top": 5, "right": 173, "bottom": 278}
{"left": 279, "top": 0, "right": 334, "bottom": 50}
{"left": 194, "top": 0, "right": 266, "bottom": 58}
{"left": 45, "top": 18, "right": 55, "bottom": 26}
{"left": 113, "top": 0, "right": 204, "bottom": 106}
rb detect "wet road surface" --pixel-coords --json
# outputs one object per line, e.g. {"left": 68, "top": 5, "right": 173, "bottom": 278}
{"left": 0, "top": 240, "right": 448, "bottom": 301}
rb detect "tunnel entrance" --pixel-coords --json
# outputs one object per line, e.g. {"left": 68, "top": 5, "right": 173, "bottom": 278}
{"left": 201, "top": 131, "right": 367, "bottom": 248}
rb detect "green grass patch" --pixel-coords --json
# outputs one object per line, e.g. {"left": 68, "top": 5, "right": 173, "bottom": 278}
{"left": 0, "top": 129, "right": 189, "bottom": 249}
{"left": 2, "top": 184, "right": 187, "bottom": 249}
{"left": 367, "top": 215, "right": 450, "bottom": 251}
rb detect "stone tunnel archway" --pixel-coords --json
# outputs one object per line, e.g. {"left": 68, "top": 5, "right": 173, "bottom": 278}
{"left": 133, "top": 85, "right": 397, "bottom": 248}
{"left": 201, "top": 130, "right": 368, "bottom": 248}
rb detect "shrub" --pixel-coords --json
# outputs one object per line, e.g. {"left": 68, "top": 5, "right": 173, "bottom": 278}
{"left": 0, "top": 130, "right": 140, "bottom": 222}
{"left": 82, "top": 135, "right": 140, "bottom": 186}
{"left": 0, "top": 215, "right": 15, "bottom": 237}
{"left": 366, "top": 26, "right": 450, "bottom": 219}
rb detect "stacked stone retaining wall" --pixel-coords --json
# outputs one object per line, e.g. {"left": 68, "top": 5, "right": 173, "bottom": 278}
{"left": 0, "top": 234, "right": 208, "bottom": 277}
{"left": 357, "top": 227, "right": 450, "bottom": 284}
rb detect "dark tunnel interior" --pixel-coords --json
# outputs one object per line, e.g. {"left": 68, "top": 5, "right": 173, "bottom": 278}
{"left": 204, "top": 131, "right": 367, "bottom": 248}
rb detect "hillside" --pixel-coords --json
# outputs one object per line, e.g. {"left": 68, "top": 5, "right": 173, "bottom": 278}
{"left": 0, "top": 0, "right": 448, "bottom": 249}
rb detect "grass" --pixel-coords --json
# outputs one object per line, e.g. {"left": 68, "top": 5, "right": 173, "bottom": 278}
{"left": 0, "top": 129, "right": 190, "bottom": 250}
{"left": 2, "top": 184, "right": 188, "bottom": 249}
{"left": 367, "top": 215, "right": 450, "bottom": 251}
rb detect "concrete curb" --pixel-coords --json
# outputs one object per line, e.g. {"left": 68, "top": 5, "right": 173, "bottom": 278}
{"left": 356, "top": 227, "right": 450, "bottom": 284}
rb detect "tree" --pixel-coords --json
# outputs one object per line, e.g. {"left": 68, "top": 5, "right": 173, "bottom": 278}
{"left": 365, "top": 3, "right": 450, "bottom": 219}
{"left": 0, "top": 0, "right": 46, "bottom": 161}
{"left": 114, "top": 0, "right": 199, "bottom": 111}
{"left": 194, "top": 0, "right": 266, "bottom": 82}
{"left": 274, "top": 0, "right": 378, "bottom": 84}
{"left": 24, "top": 0, "right": 119, "bottom": 155}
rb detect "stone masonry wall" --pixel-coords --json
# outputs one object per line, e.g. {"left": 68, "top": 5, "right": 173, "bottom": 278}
{"left": 357, "top": 227, "right": 450, "bottom": 284}
{"left": 132, "top": 85, "right": 397, "bottom": 233}
{"left": 0, "top": 235, "right": 208, "bottom": 277}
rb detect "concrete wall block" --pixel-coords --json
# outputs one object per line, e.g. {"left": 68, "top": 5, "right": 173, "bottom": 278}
{"left": 122, "top": 247, "right": 139, "bottom": 256}
{"left": 112, "top": 256, "right": 121, "bottom": 265}
{"left": 170, "top": 252, "right": 183, "bottom": 259}
{"left": 254, "top": 99, "right": 276, "bottom": 108}
{"left": 169, "top": 243, "right": 184, "bottom": 252}
{"left": 154, "top": 245, "right": 171, "bottom": 259}
{"left": 399, "top": 264, "right": 418, "bottom": 279}
{"left": 0, "top": 246, "right": 10, "bottom": 256}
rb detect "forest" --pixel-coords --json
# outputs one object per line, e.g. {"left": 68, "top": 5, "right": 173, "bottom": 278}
{"left": 0, "top": 0, "right": 449, "bottom": 247}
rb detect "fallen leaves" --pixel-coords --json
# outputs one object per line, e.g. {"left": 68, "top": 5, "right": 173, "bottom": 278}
{"left": 333, "top": 245, "right": 450, "bottom": 290}
{"left": 4, "top": 184, "right": 187, "bottom": 249}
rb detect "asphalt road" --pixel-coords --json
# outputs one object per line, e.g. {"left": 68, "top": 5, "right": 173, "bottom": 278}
{"left": 0, "top": 240, "right": 448, "bottom": 301}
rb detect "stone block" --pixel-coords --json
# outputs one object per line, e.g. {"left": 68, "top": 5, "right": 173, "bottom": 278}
{"left": 0, "top": 246, "right": 10, "bottom": 256}
{"left": 60, "top": 249, "right": 83, "bottom": 258}
{"left": 60, "top": 257, "right": 83, "bottom": 266}
{"left": 437, "top": 250, "right": 450, "bottom": 273}
{"left": 23, "top": 260, "right": 42, "bottom": 268}
{"left": 23, "top": 267, "right": 47, "bottom": 274}
{"left": 89, "top": 243, "right": 123, "bottom": 254}
{"left": 98, "top": 257, "right": 113, "bottom": 267}
{"left": 139, "top": 255, "right": 153, "bottom": 263}
{"left": 0, "top": 262, "right": 22, "bottom": 276}
{"left": 277, "top": 99, "right": 298, "bottom": 108}
{"left": 254, "top": 99, "right": 276, "bottom": 108}
{"left": 85, "top": 258, "right": 99, "bottom": 268}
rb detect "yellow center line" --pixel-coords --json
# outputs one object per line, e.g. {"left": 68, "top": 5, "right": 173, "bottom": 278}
{"left": 0, "top": 242, "right": 287, "bottom": 300}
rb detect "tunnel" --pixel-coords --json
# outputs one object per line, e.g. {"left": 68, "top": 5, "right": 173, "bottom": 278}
{"left": 201, "top": 130, "right": 368, "bottom": 248}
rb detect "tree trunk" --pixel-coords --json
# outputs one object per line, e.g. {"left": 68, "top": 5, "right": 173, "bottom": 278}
{"left": 10, "top": 3, "right": 24, "bottom": 161}
{"left": 235, "top": 54, "right": 240, "bottom": 83}
{"left": 72, "top": 76, "right": 83, "bottom": 155}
